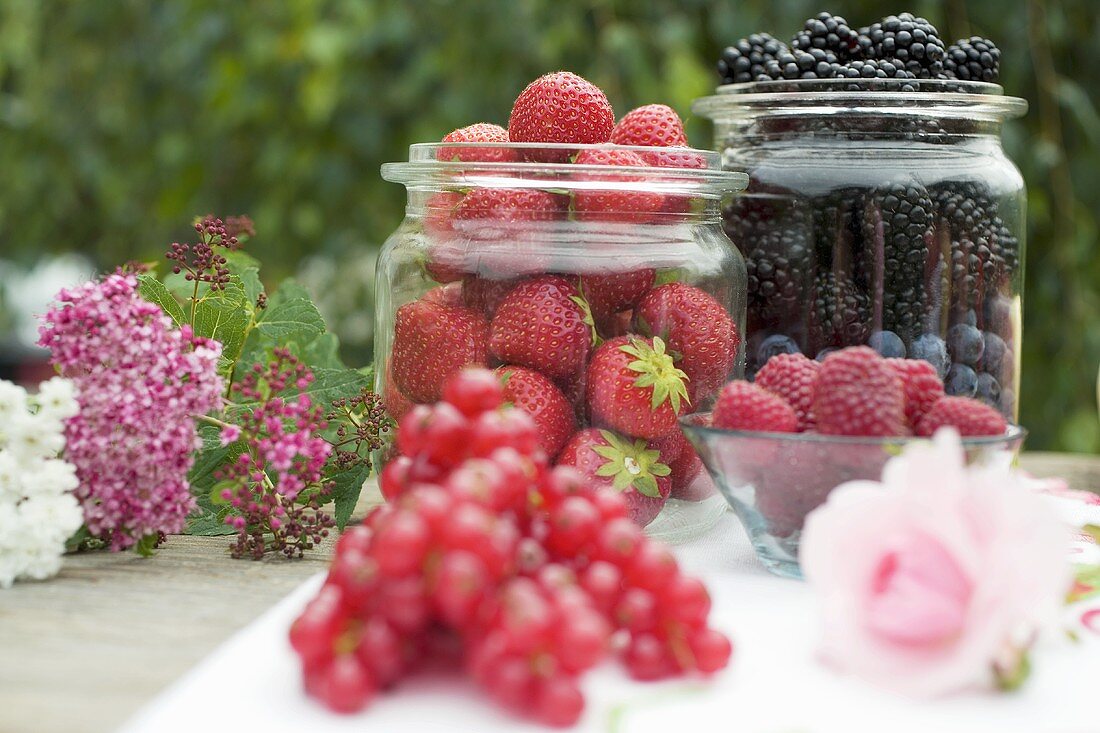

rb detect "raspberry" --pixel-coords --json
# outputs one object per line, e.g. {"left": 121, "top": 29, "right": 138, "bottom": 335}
{"left": 915, "top": 396, "right": 1008, "bottom": 437}
{"left": 813, "top": 346, "right": 906, "bottom": 436}
{"left": 753, "top": 352, "right": 820, "bottom": 430}
{"left": 886, "top": 358, "right": 945, "bottom": 428}
{"left": 712, "top": 381, "right": 798, "bottom": 433}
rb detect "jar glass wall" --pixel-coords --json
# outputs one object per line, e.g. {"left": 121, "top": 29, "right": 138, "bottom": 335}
{"left": 695, "top": 79, "right": 1027, "bottom": 420}
{"left": 376, "top": 143, "right": 747, "bottom": 537}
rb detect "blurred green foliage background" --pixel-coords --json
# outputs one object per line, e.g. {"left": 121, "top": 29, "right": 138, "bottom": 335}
{"left": 0, "top": 0, "right": 1097, "bottom": 452}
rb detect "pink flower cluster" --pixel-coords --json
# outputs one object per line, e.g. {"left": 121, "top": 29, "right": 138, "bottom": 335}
{"left": 38, "top": 272, "right": 223, "bottom": 551}
{"left": 219, "top": 348, "right": 334, "bottom": 559}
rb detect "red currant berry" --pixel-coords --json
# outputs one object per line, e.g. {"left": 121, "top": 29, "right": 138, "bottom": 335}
{"left": 420, "top": 402, "right": 471, "bottom": 467}
{"left": 482, "top": 654, "right": 534, "bottom": 710}
{"left": 432, "top": 550, "right": 491, "bottom": 630}
{"left": 579, "top": 561, "right": 623, "bottom": 614}
{"left": 663, "top": 576, "right": 711, "bottom": 628}
{"left": 532, "top": 674, "right": 585, "bottom": 727}
{"left": 378, "top": 575, "right": 431, "bottom": 634}
{"left": 396, "top": 484, "right": 453, "bottom": 533}
{"left": 370, "top": 510, "right": 430, "bottom": 577}
{"left": 289, "top": 585, "right": 346, "bottom": 664}
{"left": 615, "top": 587, "right": 658, "bottom": 633}
{"left": 588, "top": 486, "right": 629, "bottom": 521}
{"left": 595, "top": 517, "right": 644, "bottom": 566}
{"left": 314, "top": 654, "right": 376, "bottom": 713}
{"left": 554, "top": 607, "right": 611, "bottom": 673}
{"left": 355, "top": 616, "right": 405, "bottom": 687}
{"left": 624, "top": 633, "right": 674, "bottom": 681}
{"left": 397, "top": 404, "right": 434, "bottom": 456}
{"left": 624, "top": 540, "right": 678, "bottom": 594}
{"left": 545, "top": 495, "right": 601, "bottom": 557}
{"left": 688, "top": 627, "right": 733, "bottom": 673}
{"left": 334, "top": 524, "right": 372, "bottom": 555}
{"left": 379, "top": 455, "right": 412, "bottom": 501}
{"left": 443, "top": 367, "right": 504, "bottom": 416}
{"left": 445, "top": 458, "right": 507, "bottom": 509}
{"left": 327, "top": 548, "right": 381, "bottom": 613}
{"left": 471, "top": 408, "right": 540, "bottom": 458}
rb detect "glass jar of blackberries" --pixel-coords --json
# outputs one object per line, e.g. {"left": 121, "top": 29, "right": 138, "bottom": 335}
{"left": 695, "top": 79, "right": 1027, "bottom": 419}
{"left": 376, "top": 142, "right": 747, "bottom": 536}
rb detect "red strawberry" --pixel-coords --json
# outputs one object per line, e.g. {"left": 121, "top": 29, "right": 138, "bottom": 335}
{"left": 754, "top": 352, "right": 820, "bottom": 431}
{"left": 439, "top": 123, "right": 517, "bottom": 163}
{"left": 712, "top": 381, "right": 798, "bottom": 433}
{"left": 422, "top": 283, "right": 464, "bottom": 308}
{"left": 489, "top": 275, "right": 594, "bottom": 381}
{"left": 423, "top": 191, "right": 467, "bottom": 282}
{"left": 558, "top": 369, "right": 588, "bottom": 424}
{"left": 462, "top": 275, "right": 518, "bottom": 318}
{"left": 508, "top": 72, "right": 614, "bottom": 156}
{"left": 392, "top": 298, "right": 490, "bottom": 403}
{"left": 610, "top": 104, "right": 688, "bottom": 147}
{"left": 634, "top": 283, "right": 739, "bottom": 405}
{"left": 572, "top": 148, "right": 664, "bottom": 223}
{"left": 451, "top": 188, "right": 564, "bottom": 277}
{"left": 642, "top": 149, "right": 709, "bottom": 169}
{"left": 578, "top": 269, "right": 655, "bottom": 325}
{"left": 587, "top": 335, "right": 690, "bottom": 439}
{"left": 556, "top": 428, "right": 671, "bottom": 526}
{"left": 915, "top": 396, "right": 1008, "bottom": 437}
{"left": 382, "top": 363, "right": 414, "bottom": 421}
{"left": 496, "top": 366, "right": 576, "bottom": 458}
{"left": 886, "top": 358, "right": 946, "bottom": 429}
{"left": 813, "top": 346, "right": 906, "bottom": 436}
{"left": 652, "top": 428, "right": 708, "bottom": 500}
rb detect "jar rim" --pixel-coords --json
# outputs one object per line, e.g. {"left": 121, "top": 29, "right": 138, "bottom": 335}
{"left": 694, "top": 78, "right": 1027, "bottom": 122}
{"left": 381, "top": 143, "right": 748, "bottom": 195}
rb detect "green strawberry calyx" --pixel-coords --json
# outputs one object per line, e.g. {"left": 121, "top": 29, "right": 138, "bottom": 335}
{"left": 569, "top": 292, "right": 603, "bottom": 348}
{"left": 591, "top": 429, "right": 671, "bottom": 498}
{"left": 619, "top": 336, "right": 690, "bottom": 413}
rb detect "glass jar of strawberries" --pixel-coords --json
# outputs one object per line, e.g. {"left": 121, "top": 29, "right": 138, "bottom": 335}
{"left": 376, "top": 75, "right": 746, "bottom": 536}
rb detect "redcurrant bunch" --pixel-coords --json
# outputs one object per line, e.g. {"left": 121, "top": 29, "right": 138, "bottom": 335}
{"left": 290, "top": 368, "right": 732, "bottom": 726}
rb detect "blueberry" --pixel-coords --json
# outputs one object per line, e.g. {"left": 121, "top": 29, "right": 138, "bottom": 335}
{"left": 909, "top": 333, "right": 950, "bottom": 378}
{"left": 945, "top": 363, "right": 978, "bottom": 397}
{"left": 868, "top": 330, "right": 906, "bottom": 358}
{"left": 975, "top": 373, "right": 1001, "bottom": 406}
{"left": 815, "top": 347, "right": 838, "bottom": 362}
{"left": 946, "top": 323, "right": 984, "bottom": 367}
{"left": 981, "top": 331, "right": 1009, "bottom": 374}
{"left": 754, "top": 334, "right": 800, "bottom": 371}
{"left": 961, "top": 309, "right": 978, "bottom": 328}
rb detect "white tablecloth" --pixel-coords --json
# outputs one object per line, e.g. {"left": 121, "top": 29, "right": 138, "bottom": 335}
{"left": 121, "top": 508, "right": 1098, "bottom": 733}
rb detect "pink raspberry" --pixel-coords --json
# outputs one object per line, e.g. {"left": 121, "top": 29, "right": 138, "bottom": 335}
{"left": 813, "top": 347, "right": 905, "bottom": 436}
{"left": 916, "top": 396, "right": 1008, "bottom": 437}
{"left": 712, "top": 381, "right": 798, "bottom": 433}
{"left": 754, "top": 352, "right": 820, "bottom": 431}
{"left": 886, "top": 358, "right": 945, "bottom": 429}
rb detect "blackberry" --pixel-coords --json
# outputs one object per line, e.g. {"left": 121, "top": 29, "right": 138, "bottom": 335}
{"left": 791, "top": 12, "right": 866, "bottom": 61}
{"left": 723, "top": 193, "right": 813, "bottom": 331}
{"left": 864, "top": 13, "right": 947, "bottom": 78}
{"left": 719, "top": 33, "right": 789, "bottom": 85}
{"left": 944, "top": 37, "right": 1001, "bottom": 83}
{"left": 759, "top": 48, "right": 843, "bottom": 80}
{"left": 838, "top": 59, "right": 919, "bottom": 91}
{"left": 808, "top": 269, "right": 872, "bottom": 353}
{"left": 860, "top": 183, "right": 934, "bottom": 344}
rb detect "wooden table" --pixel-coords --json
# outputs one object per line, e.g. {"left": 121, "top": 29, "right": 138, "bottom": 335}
{"left": 1, "top": 453, "right": 1097, "bottom": 733}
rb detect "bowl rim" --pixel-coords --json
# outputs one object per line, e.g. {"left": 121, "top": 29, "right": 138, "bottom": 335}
{"left": 679, "top": 412, "right": 1027, "bottom": 447}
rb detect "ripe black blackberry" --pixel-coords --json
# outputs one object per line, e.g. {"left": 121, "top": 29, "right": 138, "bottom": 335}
{"left": 759, "top": 48, "right": 843, "bottom": 81}
{"left": 944, "top": 37, "right": 1001, "bottom": 83}
{"left": 864, "top": 13, "right": 947, "bottom": 78}
{"left": 808, "top": 269, "right": 872, "bottom": 353}
{"left": 838, "top": 58, "right": 919, "bottom": 91}
{"left": 860, "top": 184, "right": 934, "bottom": 343}
{"left": 791, "top": 12, "right": 867, "bottom": 61}
{"left": 718, "top": 33, "right": 789, "bottom": 85}
{"left": 723, "top": 193, "right": 814, "bottom": 331}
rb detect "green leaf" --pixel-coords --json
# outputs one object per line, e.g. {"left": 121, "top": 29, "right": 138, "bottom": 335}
{"left": 301, "top": 332, "right": 344, "bottom": 370}
{"left": 192, "top": 279, "right": 252, "bottom": 374}
{"left": 252, "top": 279, "right": 325, "bottom": 343}
{"left": 187, "top": 509, "right": 237, "bottom": 537}
{"left": 137, "top": 274, "right": 187, "bottom": 327}
{"left": 328, "top": 463, "right": 371, "bottom": 529}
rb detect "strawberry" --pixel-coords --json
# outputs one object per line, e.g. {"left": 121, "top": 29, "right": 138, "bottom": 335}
{"left": 489, "top": 275, "right": 594, "bottom": 381}
{"left": 886, "top": 358, "right": 946, "bottom": 429}
{"left": 915, "top": 396, "right": 1007, "bottom": 437}
{"left": 578, "top": 269, "right": 655, "bottom": 326}
{"left": 556, "top": 428, "right": 671, "bottom": 526}
{"left": 652, "top": 428, "right": 708, "bottom": 500}
{"left": 754, "top": 352, "right": 820, "bottom": 431}
{"left": 712, "top": 381, "right": 798, "bottom": 433}
{"left": 462, "top": 275, "right": 519, "bottom": 318}
{"left": 633, "top": 283, "right": 740, "bottom": 405}
{"left": 813, "top": 346, "right": 906, "bottom": 436}
{"left": 439, "top": 123, "right": 517, "bottom": 163}
{"left": 382, "top": 363, "right": 414, "bottom": 421}
{"left": 508, "top": 72, "right": 614, "bottom": 157}
{"left": 610, "top": 104, "right": 688, "bottom": 147}
{"left": 496, "top": 366, "right": 576, "bottom": 458}
{"left": 572, "top": 148, "right": 665, "bottom": 223}
{"left": 422, "top": 283, "right": 464, "bottom": 308}
{"left": 450, "top": 188, "right": 564, "bottom": 277}
{"left": 392, "top": 297, "right": 490, "bottom": 403}
{"left": 422, "top": 191, "right": 467, "bottom": 283}
{"left": 587, "top": 335, "right": 690, "bottom": 439}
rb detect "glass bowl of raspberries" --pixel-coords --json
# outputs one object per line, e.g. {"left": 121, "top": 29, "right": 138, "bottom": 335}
{"left": 696, "top": 11, "right": 1026, "bottom": 425}
{"left": 376, "top": 72, "right": 749, "bottom": 538}
{"left": 680, "top": 346, "right": 1026, "bottom": 578}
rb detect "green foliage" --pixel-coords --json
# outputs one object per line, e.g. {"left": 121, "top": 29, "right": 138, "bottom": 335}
{"left": 0, "top": 0, "right": 1098, "bottom": 451}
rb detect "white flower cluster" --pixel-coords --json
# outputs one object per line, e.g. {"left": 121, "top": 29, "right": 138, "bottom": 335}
{"left": 0, "top": 377, "right": 83, "bottom": 588}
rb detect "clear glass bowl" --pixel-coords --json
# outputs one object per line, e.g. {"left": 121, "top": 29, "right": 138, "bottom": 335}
{"left": 376, "top": 143, "right": 748, "bottom": 535}
{"left": 694, "top": 79, "right": 1028, "bottom": 421}
{"left": 680, "top": 412, "right": 1027, "bottom": 578}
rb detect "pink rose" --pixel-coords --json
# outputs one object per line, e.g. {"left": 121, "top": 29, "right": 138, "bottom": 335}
{"left": 800, "top": 429, "right": 1072, "bottom": 697}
